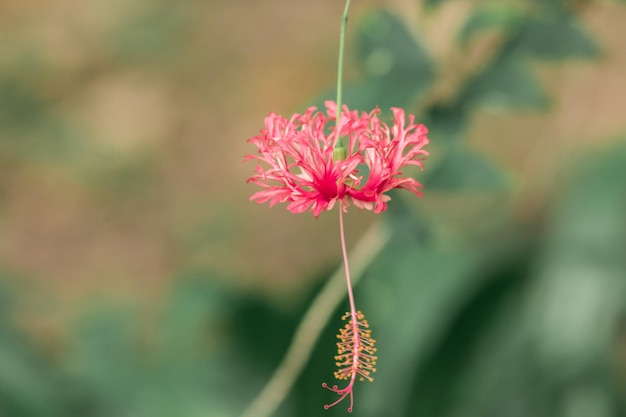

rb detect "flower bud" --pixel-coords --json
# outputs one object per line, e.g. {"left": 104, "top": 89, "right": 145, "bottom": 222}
{"left": 333, "top": 144, "right": 347, "bottom": 162}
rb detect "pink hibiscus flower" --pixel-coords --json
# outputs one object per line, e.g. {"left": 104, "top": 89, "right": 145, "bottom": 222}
{"left": 245, "top": 101, "right": 429, "bottom": 217}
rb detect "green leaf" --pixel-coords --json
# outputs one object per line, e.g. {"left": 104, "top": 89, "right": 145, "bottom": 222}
{"left": 107, "top": 4, "right": 189, "bottom": 64}
{"left": 529, "top": 0, "right": 567, "bottom": 11}
{"left": 309, "top": 10, "right": 435, "bottom": 113}
{"left": 67, "top": 305, "right": 147, "bottom": 416}
{"left": 157, "top": 273, "right": 231, "bottom": 360}
{"left": 520, "top": 144, "right": 626, "bottom": 407}
{"left": 424, "top": 147, "right": 508, "bottom": 191}
{"left": 458, "top": 5, "right": 524, "bottom": 47}
{"left": 0, "top": 337, "right": 66, "bottom": 417}
{"left": 423, "top": 0, "right": 454, "bottom": 8}
{"left": 339, "top": 71, "right": 427, "bottom": 114}
{"left": 462, "top": 56, "right": 548, "bottom": 109}
{"left": 350, "top": 10, "right": 434, "bottom": 110}
{"left": 422, "top": 103, "right": 467, "bottom": 143}
{"left": 0, "top": 77, "right": 46, "bottom": 131}
{"left": 0, "top": 281, "right": 66, "bottom": 416}
{"left": 407, "top": 253, "right": 536, "bottom": 417}
{"left": 356, "top": 238, "right": 518, "bottom": 416}
{"left": 356, "top": 11, "right": 432, "bottom": 78}
{"left": 514, "top": 17, "right": 601, "bottom": 60}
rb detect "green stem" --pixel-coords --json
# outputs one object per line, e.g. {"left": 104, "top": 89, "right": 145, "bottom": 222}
{"left": 335, "top": 0, "right": 351, "bottom": 151}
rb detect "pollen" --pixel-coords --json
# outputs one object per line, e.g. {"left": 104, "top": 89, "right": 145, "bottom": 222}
{"left": 322, "top": 311, "right": 377, "bottom": 412}
{"left": 333, "top": 310, "right": 377, "bottom": 382}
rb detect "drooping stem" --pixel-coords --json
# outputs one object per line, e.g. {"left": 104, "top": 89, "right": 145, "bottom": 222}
{"left": 323, "top": 206, "right": 379, "bottom": 414}
{"left": 338, "top": 206, "right": 357, "bottom": 320}
{"left": 241, "top": 222, "right": 390, "bottom": 417}
{"left": 334, "top": 0, "right": 351, "bottom": 151}
{"left": 339, "top": 208, "right": 361, "bottom": 392}
{"left": 320, "top": 206, "right": 363, "bottom": 413}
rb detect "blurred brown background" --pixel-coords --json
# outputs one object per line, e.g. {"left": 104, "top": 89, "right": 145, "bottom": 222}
{"left": 0, "top": 0, "right": 625, "bottom": 343}
{"left": 0, "top": 1, "right": 625, "bottom": 417}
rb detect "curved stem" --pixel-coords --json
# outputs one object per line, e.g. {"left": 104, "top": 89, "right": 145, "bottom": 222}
{"left": 239, "top": 222, "right": 390, "bottom": 417}
{"left": 339, "top": 207, "right": 356, "bottom": 318}
{"left": 337, "top": 206, "right": 360, "bottom": 413}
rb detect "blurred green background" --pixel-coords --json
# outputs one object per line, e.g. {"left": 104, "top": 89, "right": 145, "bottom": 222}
{"left": 0, "top": 0, "right": 625, "bottom": 416}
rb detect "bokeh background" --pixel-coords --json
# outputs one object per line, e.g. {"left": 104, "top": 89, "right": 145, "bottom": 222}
{"left": 0, "top": 0, "right": 625, "bottom": 416}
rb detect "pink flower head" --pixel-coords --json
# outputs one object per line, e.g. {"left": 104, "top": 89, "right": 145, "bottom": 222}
{"left": 244, "top": 101, "right": 429, "bottom": 217}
